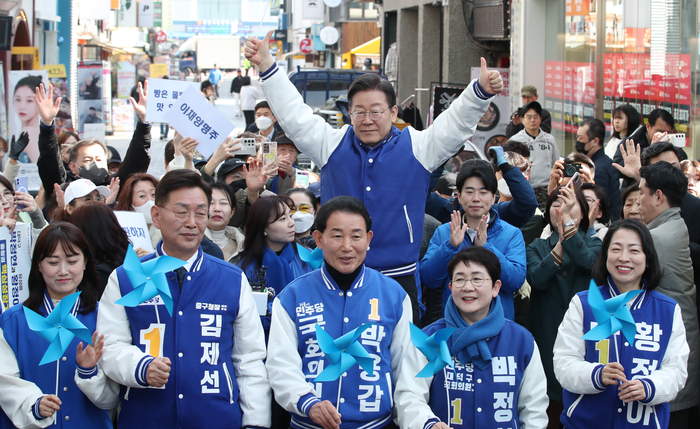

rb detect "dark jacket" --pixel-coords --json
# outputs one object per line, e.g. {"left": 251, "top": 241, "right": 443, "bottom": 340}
{"left": 37, "top": 119, "right": 152, "bottom": 207}
{"left": 425, "top": 164, "right": 538, "bottom": 228}
{"left": 680, "top": 193, "right": 700, "bottom": 305}
{"left": 246, "top": 122, "right": 284, "bottom": 137}
{"left": 613, "top": 125, "right": 649, "bottom": 189}
{"left": 590, "top": 149, "right": 621, "bottom": 221}
{"left": 230, "top": 76, "right": 242, "bottom": 94}
{"left": 505, "top": 108, "right": 552, "bottom": 138}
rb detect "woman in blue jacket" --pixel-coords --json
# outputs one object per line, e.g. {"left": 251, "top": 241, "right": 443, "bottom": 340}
{"left": 0, "top": 222, "right": 118, "bottom": 429}
{"left": 554, "top": 219, "right": 688, "bottom": 428}
{"left": 237, "top": 195, "right": 311, "bottom": 332}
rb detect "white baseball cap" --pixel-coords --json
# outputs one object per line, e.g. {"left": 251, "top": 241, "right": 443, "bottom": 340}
{"left": 64, "top": 179, "right": 110, "bottom": 208}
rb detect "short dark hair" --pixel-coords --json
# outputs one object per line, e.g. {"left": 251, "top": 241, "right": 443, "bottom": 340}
{"left": 164, "top": 140, "right": 175, "bottom": 164}
{"left": 201, "top": 80, "right": 213, "bottom": 91}
{"left": 581, "top": 183, "right": 611, "bottom": 225}
{"left": 503, "top": 141, "right": 530, "bottom": 159}
{"left": 242, "top": 76, "right": 251, "bottom": 86}
{"left": 69, "top": 139, "right": 108, "bottom": 164}
{"left": 640, "top": 142, "right": 687, "bottom": 166}
{"left": 315, "top": 196, "right": 371, "bottom": 233}
{"left": 286, "top": 188, "right": 319, "bottom": 213}
{"left": 70, "top": 201, "right": 130, "bottom": 271}
{"left": 456, "top": 159, "right": 497, "bottom": 195}
{"left": 211, "top": 182, "right": 236, "bottom": 207}
{"left": 564, "top": 152, "right": 596, "bottom": 175}
{"left": 581, "top": 119, "right": 605, "bottom": 147}
{"left": 14, "top": 75, "right": 42, "bottom": 94}
{"left": 544, "top": 186, "right": 591, "bottom": 233}
{"left": 612, "top": 105, "right": 641, "bottom": 139}
{"left": 23, "top": 223, "right": 101, "bottom": 315}
{"left": 347, "top": 74, "right": 396, "bottom": 109}
{"left": 639, "top": 161, "right": 687, "bottom": 208}
{"left": 648, "top": 109, "right": 675, "bottom": 130}
{"left": 155, "top": 169, "right": 213, "bottom": 207}
{"left": 255, "top": 100, "right": 270, "bottom": 112}
{"left": 447, "top": 247, "right": 501, "bottom": 284}
{"left": 592, "top": 219, "right": 661, "bottom": 291}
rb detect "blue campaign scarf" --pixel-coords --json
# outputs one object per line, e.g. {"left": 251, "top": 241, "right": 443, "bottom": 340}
{"left": 260, "top": 243, "right": 304, "bottom": 293}
{"left": 445, "top": 295, "right": 505, "bottom": 370}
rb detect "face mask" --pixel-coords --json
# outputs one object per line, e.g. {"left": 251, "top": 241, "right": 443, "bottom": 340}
{"left": 292, "top": 212, "right": 315, "bottom": 234}
{"left": 575, "top": 141, "right": 587, "bottom": 154}
{"left": 256, "top": 116, "right": 273, "bottom": 131}
{"left": 229, "top": 179, "right": 247, "bottom": 191}
{"left": 133, "top": 200, "right": 155, "bottom": 224}
{"left": 497, "top": 178, "right": 512, "bottom": 198}
{"left": 78, "top": 161, "right": 109, "bottom": 185}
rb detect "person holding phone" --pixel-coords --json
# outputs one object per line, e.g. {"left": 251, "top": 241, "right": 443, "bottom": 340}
{"left": 526, "top": 185, "right": 602, "bottom": 420}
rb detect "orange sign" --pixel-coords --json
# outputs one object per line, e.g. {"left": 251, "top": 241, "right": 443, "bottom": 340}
{"left": 566, "top": 0, "right": 590, "bottom": 16}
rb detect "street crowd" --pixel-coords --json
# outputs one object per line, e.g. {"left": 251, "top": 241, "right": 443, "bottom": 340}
{"left": 0, "top": 31, "right": 697, "bottom": 429}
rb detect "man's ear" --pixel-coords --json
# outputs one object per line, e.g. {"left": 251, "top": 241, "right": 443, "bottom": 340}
{"left": 313, "top": 229, "right": 323, "bottom": 249}
{"left": 152, "top": 205, "right": 161, "bottom": 229}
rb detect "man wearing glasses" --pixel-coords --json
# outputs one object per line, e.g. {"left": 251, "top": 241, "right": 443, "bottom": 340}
{"left": 97, "top": 169, "right": 271, "bottom": 429}
{"left": 245, "top": 32, "right": 503, "bottom": 323}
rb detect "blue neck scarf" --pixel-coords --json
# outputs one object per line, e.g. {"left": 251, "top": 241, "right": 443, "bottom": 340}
{"left": 445, "top": 295, "right": 505, "bottom": 370}
{"left": 260, "top": 243, "right": 301, "bottom": 292}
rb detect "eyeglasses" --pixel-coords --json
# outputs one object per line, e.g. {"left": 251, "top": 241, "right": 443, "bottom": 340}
{"left": 451, "top": 277, "right": 492, "bottom": 289}
{"left": 158, "top": 205, "right": 210, "bottom": 224}
{"left": 350, "top": 107, "right": 390, "bottom": 122}
{"left": 585, "top": 197, "right": 598, "bottom": 205}
{"left": 291, "top": 203, "right": 313, "bottom": 215}
{"left": 0, "top": 190, "right": 14, "bottom": 201}
{"left": 523, "top": 114, "right": 540, "bottom": 120}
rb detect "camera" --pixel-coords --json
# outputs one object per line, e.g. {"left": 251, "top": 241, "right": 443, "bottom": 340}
{"left": 563, "top": 163, "right": 581, "bottom": 178}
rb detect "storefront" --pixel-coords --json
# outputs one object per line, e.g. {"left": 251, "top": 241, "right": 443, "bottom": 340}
{"left": 515, "top": 0, "right": 698, "bottom": 157}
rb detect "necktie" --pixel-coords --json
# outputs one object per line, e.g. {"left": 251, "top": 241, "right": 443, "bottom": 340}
{"left": 175, "top": 267, "right": 187, "bottom": 291}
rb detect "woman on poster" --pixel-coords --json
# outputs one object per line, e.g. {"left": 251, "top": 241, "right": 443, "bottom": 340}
{"left": 12, "top": 75, "right": 43, "bottom": 162}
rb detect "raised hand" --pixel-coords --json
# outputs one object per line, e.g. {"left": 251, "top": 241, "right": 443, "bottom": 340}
{"left": 76, "top": 331, "right": 105, "bottom": 369}
{"left": 129, "top": 80, "right": 149, "bottom": 122}
{"left": 53, "top": 183, "right": 65, "bottom": 210}
{"left": 449, "top": 210, "right": 468, "bottom": 248}
{"left": 9, "top": 132, "right": 29, "bottom": 161}
{"left": 105, "top": 177, "right": 120, "bottom": 205}
{"left": 244, "top": 30, "right": 275, "bottom": 72}
{"left": 34, "top": 83, "right": 61, "bottom": 126}
{"left": 612, "top": 139, "right": 642, "bottom": 182}
{"left": 179, "top": 137, "right": 199, "bottom": 163}
{"left": 473, "top": 214, "right": 488, "bottom": 247}
{"left": 477, "top": 57, "right": 504, "bottom": 95}
{"left": 244, "top": 158, "right": 270, "bottom": 193}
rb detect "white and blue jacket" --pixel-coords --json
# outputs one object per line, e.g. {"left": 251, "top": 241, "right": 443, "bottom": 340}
{"left": 260, "top": 64, "right": 493, "bottom": 277}
{"left": 419, "top": 209, "right": 526, "bottom": 320}
{"left": 97, "top": 244, "right": 271, "bottom": 429}
{"left": 0, "top": 294, "right": 118, "bottom": 429}
{"left": 394, "top": 319, "right": 548, "bottom": 429}
{"left": 266, "top": 264, "right": 419, "bottom": 429}
{"left": 553, "top": 283, "right": 689, "bottom": 429}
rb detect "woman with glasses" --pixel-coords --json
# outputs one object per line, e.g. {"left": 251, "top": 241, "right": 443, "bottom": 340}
{"left": 526, "top": 185, "right": 602, "bottom": 424}
{"left": 235, "top": 195, "right": 310, "bottom": 333}
{"left": 286, "top": 188, "right": 318, "bottom": 249}
{"left": 395, "top": 247, "right": 548, "bottom": 429}
{"left": 53, "top": 179, "right": 110, "bottom": 223}
{"left": 0, "top": 174, "right": 48, "bottom": 251}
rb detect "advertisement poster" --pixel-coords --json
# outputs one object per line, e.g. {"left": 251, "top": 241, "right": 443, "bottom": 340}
{"left": 77, "top": 63, "right": 103, "bottom": 134}
{"left": 470, "top": 67, "right": 510, "bottom": 152}
{"left": 432, "top": 85, "right": 467, "bottom": 120}
{"left": 102, "top": 60, "right": 113, "bottom": 133}
{"left": 0, "top": 62, "right": 6, "bottom": 140}
{"left": 117, "top": 61, "right": 136, "bottom": 99}
{"left": 112, "top": 99, "right": 135, "bottom": 132}
{"left": 118, "top": 0, "right": 138, "bottom": 27}
{"left": 0, "top": 223, "right": 33, "bottom": 313}
{"left": 8, "top": 70, "right": 49, "bottom": 163}
{"left": 543, "top": 61, "right": 596, "bottom": 133}
{"left": 42, "top": 64, "right": 73, "bottom": 133}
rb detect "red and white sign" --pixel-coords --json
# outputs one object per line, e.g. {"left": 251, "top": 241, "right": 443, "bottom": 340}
{"left": 299, "top": 38, "right": 313, "bottom": 54}
{"left": 155, "top": 31, "right": 167, "bottom": 43}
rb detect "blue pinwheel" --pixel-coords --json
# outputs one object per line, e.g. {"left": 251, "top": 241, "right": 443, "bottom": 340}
{"left": 409, "top": 323, "right": 455, "bottom": 377}
{"left": 296, "top": 244, "right": 324, "bottom": 270}
{"left": 115, "top": 245, "right": 186, "bottom": 316}
{"left": 23, "top": 291, "right": 93, "bottom": 365}
{"left": 582, "top": 280, "right": 642, "bottom": 345}
{"left": 315, "top": 323, "right": 375, "bottom": 381}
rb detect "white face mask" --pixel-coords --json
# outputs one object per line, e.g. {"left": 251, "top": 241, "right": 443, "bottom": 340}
{"left": 497, "top": 178, "right": 512, "bottom": 198}
{"left": 292, "top": 212, "right": 314, "bottom": 234}
{"left": 256, "top": 116, "right": 273, "bottom": 131}
{"left": 133, "top": 200, "right": 155, "bottom": 224}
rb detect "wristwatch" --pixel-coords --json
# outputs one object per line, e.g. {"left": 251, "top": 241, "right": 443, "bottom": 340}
{"left": 564, "top": 218, "right": 576, "bottom": 228}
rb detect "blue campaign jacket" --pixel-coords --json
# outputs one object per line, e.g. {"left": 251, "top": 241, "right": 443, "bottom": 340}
{"left": 0, "top": 296, "right": 111, "bottom": 429}
{"left": 561, "top": 286, "right": 681, "bottom": 429}
{"left": 423, "top": 319, "right": 535, "bottom": 429}
{"left": 270, "top": 265, "right": 409, "bottom": 429}
{"left": 419, "top": 209, "right": 526, "bottom": 320}
{"left": 425, "top": 165, "right": 538, "bottom": 228}
{"left": 114, "top": 246, "right": 246, "bottom": 429}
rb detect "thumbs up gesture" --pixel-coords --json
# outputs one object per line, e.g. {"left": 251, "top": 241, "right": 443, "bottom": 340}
{"left": 478, "top": 57, "right": 504, "bottom": 95}
{"left": 245, "top": 30, "right": 275, "bottom": 72}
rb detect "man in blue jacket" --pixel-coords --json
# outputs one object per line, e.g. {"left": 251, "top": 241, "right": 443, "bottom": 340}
{"left": 97, "top": 170, "right": 271, "bottom": 429}
{"left": 245, "top": 31, "right": 504, "bottom": 323}
{"left": 420, "top": 160, "right": 526, "bottom": 319}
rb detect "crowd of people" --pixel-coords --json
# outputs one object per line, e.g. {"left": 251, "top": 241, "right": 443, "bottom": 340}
{"left": 0, "top": 31, "right": 696, "bottom": 429}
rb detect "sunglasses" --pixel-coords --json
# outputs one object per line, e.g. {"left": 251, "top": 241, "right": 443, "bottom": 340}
{"left": 291, "top": 203, "right": 312, "bottom": 214}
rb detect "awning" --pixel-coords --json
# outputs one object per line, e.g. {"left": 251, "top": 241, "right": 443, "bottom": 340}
{"left": 349, "top": 37, "right": 380, "bottom": 55}
{"left": 282, "top": 50, "right": 306, "bottom": 58}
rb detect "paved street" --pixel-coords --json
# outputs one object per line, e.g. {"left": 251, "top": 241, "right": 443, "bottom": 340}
{"left": 106, "top": 77, "right": 252, "bottom": 178}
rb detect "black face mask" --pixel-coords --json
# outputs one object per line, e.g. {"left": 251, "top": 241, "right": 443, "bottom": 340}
{"left": 78, "top": 161, "right": 109, "bottom": 185}
{"left": 228, "top": 179, "right": 247, "bottom": 192}
{"left": 575, "top": 141, "right": 588, "bottom": 154}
